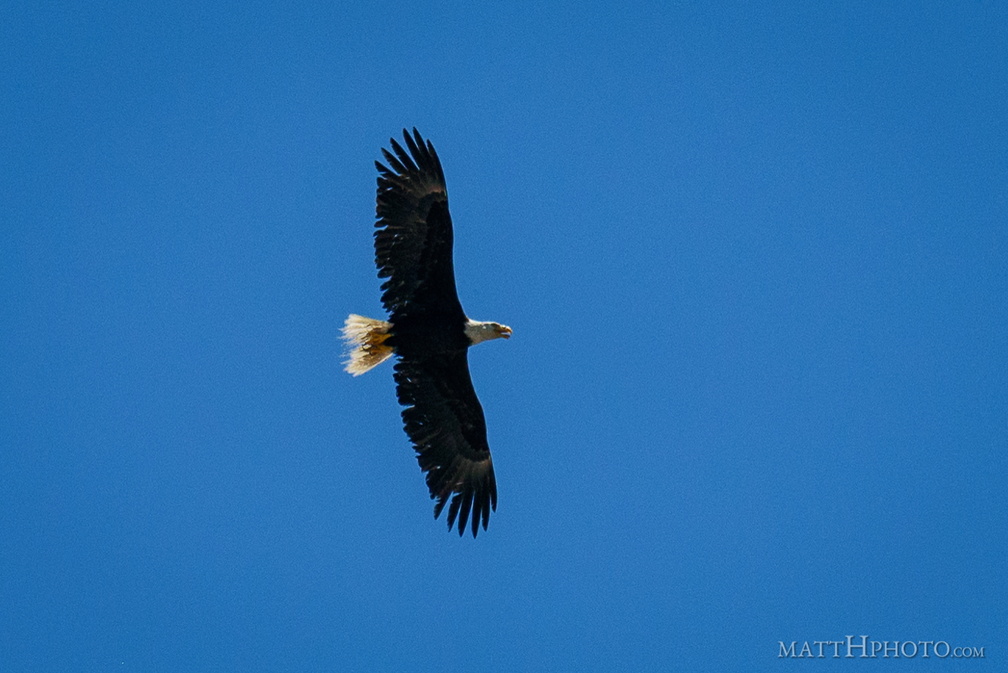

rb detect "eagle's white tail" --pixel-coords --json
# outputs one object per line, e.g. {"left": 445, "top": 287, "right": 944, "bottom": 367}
{"left": 342, "top": 314, "right": 394, "bottom": 375}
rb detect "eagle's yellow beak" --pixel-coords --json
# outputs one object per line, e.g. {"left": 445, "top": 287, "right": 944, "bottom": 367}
{"left": 498, "top": 325, "right": 512, "bottom": 339}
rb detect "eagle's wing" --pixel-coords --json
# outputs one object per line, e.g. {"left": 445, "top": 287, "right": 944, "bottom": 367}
{"left": 394, "top": 351, "right": 497, "bottom": 537}
{"left": 374, "top": 128, "right": 465, "bottom": 323}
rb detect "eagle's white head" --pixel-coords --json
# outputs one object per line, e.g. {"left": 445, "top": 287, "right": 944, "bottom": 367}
{"left": 464, "top": 319, "right": 512, "bottom": 345}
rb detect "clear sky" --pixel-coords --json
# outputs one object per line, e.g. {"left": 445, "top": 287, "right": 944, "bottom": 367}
{"left": 2, "top": 1, "right": 1005, "bottom": 670}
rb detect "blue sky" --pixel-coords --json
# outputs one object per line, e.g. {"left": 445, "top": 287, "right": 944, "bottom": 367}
{"left": 2, "top": 1, "right": 1005, "bottom": 670}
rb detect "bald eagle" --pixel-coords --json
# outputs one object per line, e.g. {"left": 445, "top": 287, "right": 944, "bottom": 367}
{"left": 343, "top": 129, "right": 512, "bottom": 538}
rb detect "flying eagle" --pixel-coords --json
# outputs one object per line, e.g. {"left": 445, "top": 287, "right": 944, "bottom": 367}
{"left": 343, "top": 128, "right": 512, "bottom": 538}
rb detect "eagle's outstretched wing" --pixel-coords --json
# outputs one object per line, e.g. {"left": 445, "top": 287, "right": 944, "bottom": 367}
{"left": 374, "top": 128, "right": 465, "bottom": 323}
{"left": 394, "top": 352, "right": 497, "bottom": 537}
